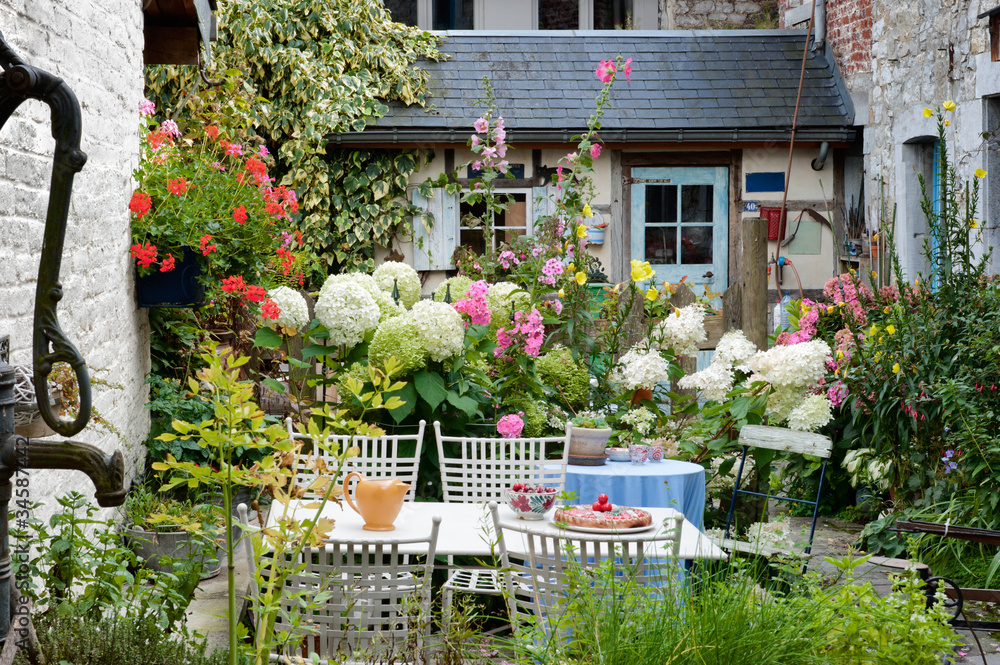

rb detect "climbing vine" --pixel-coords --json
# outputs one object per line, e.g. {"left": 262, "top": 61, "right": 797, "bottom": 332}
{"left": 145, "top": 0, "right": 441, "bottom": 278}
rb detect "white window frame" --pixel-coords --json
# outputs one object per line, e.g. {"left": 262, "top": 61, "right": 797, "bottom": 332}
{"left": 458, "top": 187, "right": 535, "bottom": 251}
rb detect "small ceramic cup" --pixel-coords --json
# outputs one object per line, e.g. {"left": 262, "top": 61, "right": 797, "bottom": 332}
{"left": 649, "top": 444, "right": 664, "bottom": 462}
{"left": 628, "top": 444, "right": 649, "bottom": 465}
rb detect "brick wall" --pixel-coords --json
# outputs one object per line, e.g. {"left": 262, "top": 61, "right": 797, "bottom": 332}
{"left": 0, "top": 0, "right": 148, "bottom": 522}
{"left": 778, "top": 0, "right": 872, "bottom": 74}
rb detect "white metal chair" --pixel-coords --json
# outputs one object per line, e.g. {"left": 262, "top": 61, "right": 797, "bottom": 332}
{"left": 286, "top": 418, "right": 425, "bottom": 501}
{"left": 433, "top": 420, "right": 571, "bottom": 629}
{"left": 488, "top": 501, "right": 683, "bottom": 638}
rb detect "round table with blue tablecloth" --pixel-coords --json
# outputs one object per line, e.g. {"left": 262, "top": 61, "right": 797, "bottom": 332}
{"left": 564, "top": 459, "right": 706, "bottom": 529}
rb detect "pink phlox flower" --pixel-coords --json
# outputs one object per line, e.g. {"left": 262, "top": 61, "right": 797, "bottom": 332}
{"left": 226, "top": 142, "right": 244, "bottom": 157}
{"left": 556, "top": 220, "right": 565, "bottom": 235}
{"left": 497, "top": 412, "right": 525, "bottom": 439}
{"left": 495, "top": 327, "right": 513, "bottom": 357}
{"left": 532, "top": 245, "right": 544, "bottom": 257}
{"left": 622, "top": 57, "right": 633, "bottom": 81}
{"left": 538, "top": 274, "right": 556, "bottom": 286}
{"left": 160, "top": 119, "right": 180, "bottom": 137}
{"left": 596, "top": 59, "right": 616, "bottom": 83}
{"left": 498, "top": 250, "right": 520, "bottom": 270}
{"left": 828, "top": 382, "right": 849, "bottom": 408}
{"left": 541, "top": 257, "right": 564, "bottom": 277}
{"left": 471, "top": 135, "right": 481, "bottom": 146}
{"left": 473, "top": 116, "right": 489, "bottom": 134}
{"left": 550, "top": 298, "right": 563, "bottom": 315}
{"left": 138, "top": 98, "right": 155, "bottom": 115}
{"left": 590, "top": 143, "right": 602, "bottom": 159}
{"left": 454, "top": 282, "right": 491, "bottom": 326}
{"left": 258, "top": 145, "right": 270, "bottom": 156}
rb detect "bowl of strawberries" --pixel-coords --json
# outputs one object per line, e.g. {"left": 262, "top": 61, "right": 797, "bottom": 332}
{"left": 506, "top": 484, "right": 559, "bottom": 520}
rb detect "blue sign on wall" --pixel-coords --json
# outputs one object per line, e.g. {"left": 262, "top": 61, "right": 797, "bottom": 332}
{"left": 745, "top": 172, "right": 785, "bottom": 192}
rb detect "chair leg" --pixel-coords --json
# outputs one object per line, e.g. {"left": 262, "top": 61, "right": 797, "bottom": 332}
{"left": 441, "top": 586, "right": 454, "bottom": 634}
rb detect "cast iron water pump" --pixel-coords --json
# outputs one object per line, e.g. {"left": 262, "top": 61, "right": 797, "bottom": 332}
{"left": 0, "top": 28, "right": 126, "bottom": 650}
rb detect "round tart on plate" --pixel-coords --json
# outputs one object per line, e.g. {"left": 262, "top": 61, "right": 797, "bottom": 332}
{"left": 554, "top": 505, "right": 652, "bottom": 530}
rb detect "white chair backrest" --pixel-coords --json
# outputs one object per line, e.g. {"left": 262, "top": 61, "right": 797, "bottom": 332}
{"left": 434, "top": 421, "right": 571, "bottom": 503}
{"left": 274, "top": 517, "right": 441, "bottom": 662}
{"left": 286, "top": 418, "right": 425, "bottom": 501}
{"left": 738, "top": 424, "right": 833, "bottom": 459}
{"left": 489, "top": 502, "right": 682, "bottom": 637}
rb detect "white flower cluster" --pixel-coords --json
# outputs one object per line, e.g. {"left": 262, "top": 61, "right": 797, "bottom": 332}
{"left": 620, "top": 406, "right": 656, "bottom": 435}
{"left": 373, "top": 261, "right": 421, "bottom": 309}
{"left": 786, "top": 393, "right": 833, "bottom": 432}
{"left": 314, "top": 279, "right": 379, "bottom": 348}
{"left": 265, "top": 286, "right": 310, "bottom": 331}
{"left": 744, "top": 517, "right": 805, "bottom": 552}
{"left": 614, "top": 347, "right": 671, "bottom": 391}
{"left": 678, "top": 362, "right": 734, "bottom": 402}
{"left": 655, "top": 305, "right": 707, "bottom": 357}
{"left": 409, "top": 300, "right": 466, "bottom": 362}
{"left": 744, "top": 340, "right": 831, "bottom": 390}
{"left": 320, "top": 271, "right": 403, "bottom": 323}
{"left": 486, "top": 281, "right": 529, "bottom": 324}
{"left": 713, "top": 330, "right": 758, "bottom": 368}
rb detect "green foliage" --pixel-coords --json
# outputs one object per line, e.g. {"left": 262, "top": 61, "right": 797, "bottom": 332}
{"left": 145, "top": 0, "right": 442, "bottom": 276}
{"left": 536, "top": 347, "right": 591, "bottom": 408}
{"left": 15, "top": 492, "right": 202, "bottom": 632}
{"left": 18, "top": 612, "right": 228, "bottom": 665}
{"left": 144, "top": 373, "right": 217, "bottom": 469}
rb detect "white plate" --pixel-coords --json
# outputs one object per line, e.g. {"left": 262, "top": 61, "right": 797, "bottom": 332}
{"left": 553, "top": 520, "right": 657, "bottom": 534}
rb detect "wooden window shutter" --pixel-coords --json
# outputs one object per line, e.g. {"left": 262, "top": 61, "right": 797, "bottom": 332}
{"left": 532, "top": 186, "right": 560, "bottom": 225}
{"left": 412, "top": 188, "right": 458, "bottom": 270}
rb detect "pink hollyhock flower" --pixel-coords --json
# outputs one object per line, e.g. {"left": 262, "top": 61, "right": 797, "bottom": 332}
{"left": 497, "top": 413, "right": 525, "bottom": 439}
{"left": 590, "top": 144, "right": 602, "bottom": 159}
{"left": 565, "top": 151, "right": 578, "bottom": 161}
{"left": 473, "top": 116, "right": 489, "bottom": 133}
{"left": 138, "top": 98, "right": 155, "bottom": 115}
{"left": 495, "top": 116, "right": 505, "bottom": 131}
{"left": 494, "top": 127, "right": 506, "bottom": 144}
{"left": 496, "top": 143, "right": 508, "bottom": 158}
{"left": 497, "top": 160, "right": 509, "bottom": 173}
{"left": 471, "top": 135, "right": 480, "bottom": 146}
{"left": 596, "top": 59, "right": 616, "bottom": 83}
{"left": 472, "top": 160, "right": 483, "bottom": 171}
{"left": 622, "top": 57, "right": 633, "bottom": 81}
{"left": 482, "top": 146, "right": 497, "bottom": 159}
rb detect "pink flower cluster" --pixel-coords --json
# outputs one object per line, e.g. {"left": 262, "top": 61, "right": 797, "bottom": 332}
{"left": 778, "top": 299, "right": 821, "bottom": 346}
{"left": 538, "top": 257, "right": 564, "bottom": 286}
{"left": 823, "top": 273, "right": 874, "bottom": 324}
{"left": 595, "top": 57, "right": 632, "bottom": 83}
{"left": 470, "top": 114, "right": 509, "bottom": 174}
{"left": 828, "top": 381, "right": 849, "bottom": 408}
{"left": 499, "top": 250, "right": 520, "bottom": 270}
{"left": 453, "top": 280, "right": 491, "bottom": 326}
{"left": 495, "top": 308, "right": 545, "bottom": 359}
{"left": 497, "top": 412, "right": 525, "bottom": 439}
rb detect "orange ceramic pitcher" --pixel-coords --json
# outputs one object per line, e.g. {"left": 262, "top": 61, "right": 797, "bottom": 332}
{"left": 342, "top": 472, "right": 410, "bottom": 531}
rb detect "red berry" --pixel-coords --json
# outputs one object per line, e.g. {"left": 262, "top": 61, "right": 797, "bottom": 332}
{"left": 598, "top": 494, "right": 609, "bottom": 505}
{"left": 592, "top": 502, "right": 602, "bottom": 511}
{"left": 512, "top": 483, "right": 524, "bottom": 492}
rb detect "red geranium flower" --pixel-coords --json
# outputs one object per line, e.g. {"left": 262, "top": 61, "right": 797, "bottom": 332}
{"left": 199, "top": 234, "right": 217, "bottom": 256}
{"left": 221, "top": 275, "right": 247, "bottom": 294}
{"left": 245, "top": 285, "right": 267, "bottom": 302}
{"left": 205, "top": 125, "right": 219, "bottom": 140}
{"left": 159, "top": 253, "right": 176, "bottom": 272}
{"left": 130, "top": 242, "right": 157, "bottom": 268}
{"left": 166, "top": 178, "right": 188, "bottom": 196}
{"left": 129, "top": 192, "right": 152, "bottom": 218}
{"left": 146, "top": 130, "right": 172, "bottom": 150}
{"left": 261, "top": 299, "right": 281, "bottom": 320}
{"left": 233, "top": 205, "right": 248, "bottom": 225}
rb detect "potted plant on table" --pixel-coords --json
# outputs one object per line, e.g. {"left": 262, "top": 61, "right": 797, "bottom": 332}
{"left": 567, "top": 412, "right": 613, "bottom": 465}
{"left": 128, "top": 86, "right": 299, "bottom": 308}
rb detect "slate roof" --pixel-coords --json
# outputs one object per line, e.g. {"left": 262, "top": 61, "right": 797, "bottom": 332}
{"left": 331, "top": 30, "right": 855, "bottom": 145}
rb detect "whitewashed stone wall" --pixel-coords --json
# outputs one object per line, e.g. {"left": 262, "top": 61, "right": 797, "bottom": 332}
{"left": 659, "top": 0, "right": 778, "bottom": 29}
{"left": 0, "top": 0, "right": 149, "bottom": 523}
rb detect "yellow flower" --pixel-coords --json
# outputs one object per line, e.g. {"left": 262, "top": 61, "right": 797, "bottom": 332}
{"left": 567, "top": 262, "right": 575, "bottom": 273}
{"left": 575, "top": 271, "right": 587, "bottom": 285}
{"left": 582, "top": 204, "right": 593, "bottom": 218}
{"left": 943, "top": 100, "right": 956, "bottom": 112}
{"left": 869, "top": 325, "right": 878, "bottom": 336}
{"left": 975, "top": 168, "right": 987, "bottom": 179}
{"left": 827, "top": 305, "right": 835, "bottom": 314}
{"left": 915, "top": 278, "right": 920, "bottom": 286}
{"left": 558, "top": 288, "right": 565, "bottom": 298}
{"left": 871, "top": 271, "right": 878, "bottom": 279}
{"left": 892, "top": 363, "right": 901, "bottom": 374}
{"left": 630, "top": 259, "right": 654, "bottom": 283}
{"left": 945, "top": 119, "right": 951, "bottom": 127}
{"left": 645, "top": 287, "right": 658, "bottom": 301}
{"left": 922, "top": 108, "right": 934, "bottom": 118}
{"left": 886, "top": 325, "right": 896, "bottom": 335}
{"left": 878, "top": 335, "right": 884, "bottom": 343}
{"left": 834, "top": 369, "right": 839, "bottom": 377}
{"left": 836, "top": 350, "right": 844, "bottom": 359}
{"left": 970, "top": 219, "right": 979, "bottom": 228}
{"left": 883, "top": 306, "right": 891, "bottom": 314}
{"left": 576, "top": 224, "right": 587, "bottom": 239}
{"left": 874, "top": 352, "right": 882, "bottom": 362}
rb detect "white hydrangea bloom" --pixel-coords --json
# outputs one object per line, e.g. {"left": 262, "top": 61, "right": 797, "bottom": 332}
{"left": 614, "top": 347, "right": 671, "bottom": 391}
{"left": 265, "top": 286, "right": 310, "bottom": 331}
{"left": 786, "top": 393, "right": 833, "bottom": 432}
{"left": 372, "top": 290, "right": 405, "bottom": 323}
{"left": 409, "top": 299, "right": 466, "bottom": 362}
{"left": 373, "top": 261, "right": 421, "bottom": 309}
{"left": 320, "top": 272, "right": 381, "bottom": 298}
{"left": 743, "top": 339, "right": 831, "bottom": 390}
{"left": 713, "top": 330, "right": 758, "bottom": 368}
{"left": 744, "top": 517, "right": 803, "bottom": 551}
{"left": 677, "top": 362, "right": 734, "bottom": 402}
{"left": 655, "top": 304, "right": 707, "bottom": 357}
{"left": 486, "top": 281, "right": 529, "bottom": 321}
{"left": 314, "top": 280, "right": 379, "bottom": 348}
{"left": 764, "top": 385, "right": 802, "bottom": 424}
{"left": 620, "top": 406, "right": 656, "bottom": 435}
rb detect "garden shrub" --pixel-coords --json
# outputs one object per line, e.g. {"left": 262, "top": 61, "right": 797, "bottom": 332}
{"left": 536, "top": 347, "right": 591, "bottom": 409}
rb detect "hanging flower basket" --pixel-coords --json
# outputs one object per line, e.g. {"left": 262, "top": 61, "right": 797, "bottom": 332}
{"left": 135, "top": 246, "right": 206, "bottom": 308}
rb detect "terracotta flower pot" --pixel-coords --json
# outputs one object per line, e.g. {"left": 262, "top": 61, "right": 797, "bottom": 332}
{"left": 631, "top": 388, "right": 653, "bottom": 404}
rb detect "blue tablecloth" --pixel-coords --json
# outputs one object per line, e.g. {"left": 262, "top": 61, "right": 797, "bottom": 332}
{"left": 565, "top": 459, "right": 706, "bottom": 529}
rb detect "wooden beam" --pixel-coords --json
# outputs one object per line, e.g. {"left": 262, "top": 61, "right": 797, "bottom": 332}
{"left": 143, "top": 25, "right": 199, "bottom": 65}
{"left": 740, "top": 217, "right": 768, "bottom": 352}
{"left": 738, "top": 424, "right": 833, "bottom": 458}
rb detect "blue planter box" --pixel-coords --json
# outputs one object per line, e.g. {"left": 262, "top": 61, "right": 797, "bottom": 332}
{"left": 136, "top": 246, "right": 206, "bottom": 308}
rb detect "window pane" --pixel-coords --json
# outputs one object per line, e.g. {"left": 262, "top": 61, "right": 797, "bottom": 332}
{"left": 496, "top": 194, "right": 529, "bottom": 245}
{"left": 680, "top": 185, "right": 713, "bottom": 225}
{"left": 645, "top": 227, "right": 677, "bottom": 264}
{"left": 384, "top": 0, "right": 418, "bottom": 26}
{"left": 680, "top": 227, "right": 713, "bottom": 264}
{"left": 594, "top": 0, "right": 633, "bottom": 29}
{"left": 433, "top": 0, "right": 474, "bottom": 29}
{"left": 460, "top": 193, "right": 529, "bottom": 251}
{"left": 539, "top": 0, "right": 579, "bottom": 29}
{"left": 645, "top": 185, "right": 677, "bottom": 224}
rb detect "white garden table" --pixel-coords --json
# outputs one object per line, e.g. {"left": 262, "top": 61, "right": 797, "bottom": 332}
{"left": 267, "top": 500, "right": 727, "bottom": 561}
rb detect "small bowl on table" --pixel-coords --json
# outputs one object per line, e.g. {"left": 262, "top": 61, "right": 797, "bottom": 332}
{"left": 607, "top": 447, "right": 631, "bottom": 463}
{"left": 506, "top": 484, "right": 558, "bottom": 520}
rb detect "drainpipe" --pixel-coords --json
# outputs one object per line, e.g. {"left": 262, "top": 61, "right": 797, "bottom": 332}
{"left": 811, "top": 141, "right": 830, "bottom": 171}
{"left": 814, "top": 0, "right": 826, "bottom": 49}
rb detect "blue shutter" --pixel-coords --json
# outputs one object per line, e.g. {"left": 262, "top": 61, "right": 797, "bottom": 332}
{"left": 412, "top": 188, "right": 458, "bottom": 270}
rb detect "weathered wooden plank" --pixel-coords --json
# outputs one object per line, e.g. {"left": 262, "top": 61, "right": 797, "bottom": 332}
{"left": 671, "top": 283, "right": 698, "bottom": 402}
{"left": 740, "top": 218, "right": 768, "bottom": 352}
{"left": 739, "top": 424, "right": 833, "bottom": 459}
{"left": 709, "top": 536, "right": 801, "bottom": 559}
{"left": 699, "top": 314, "right": 725, "bottom": 350}
{"left": 946, "top": 588, "right": 1000, "bottom": 603}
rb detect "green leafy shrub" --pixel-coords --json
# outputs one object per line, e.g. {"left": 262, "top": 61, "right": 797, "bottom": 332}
{"left": 536, "top": 347, "right": 591, "bottom": 408}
